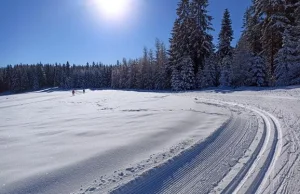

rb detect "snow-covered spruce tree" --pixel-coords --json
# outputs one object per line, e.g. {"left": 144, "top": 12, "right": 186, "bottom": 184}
{"left": 195, "top": 69, "right": 204, "bottom": 88}
{"left": 244, "top": 4, "right": 263, "bottom": 56}
{"left": 171, "top": 0, "right": 190, "bottom": 60}
{"left": 147, "top": 49, "right": 155, "bottom": 89}
{"left": 275, "top": 2, "right": 300, "bottom": 86}
{"left": 218, "top": 9, "right": 234, "bottom": 59}
{"left": 254, "top": 0, "right": 289, "bottom": 85}
{"left": 0, "top": 69, "right": 5, "bottom": 93}
{"left": 111, "top": 66, "right": 120, "bottom": 89}
{"left": 24, "top": 67, "right": 31, "bottom": 90}
{"left": 116, "top": 59, "right": 128, "bottom": 89}
{"left": 128, "top": 59, "right": 139, "bottom": 89}
{"left": 171, "top": 56, "right": 195, "bottom": 91}
{"left": 169, "top": 0, "right": 191, "bottom": 91}
{"left": 287, "top": 2, "right": 300, "bottom": 85}
{"left": 169, "top": 18, "right": 182, "bottom": 91}
{"left": 202, "top": 53, "right": 220, "bottom": 87}
{"left": 3, "top": 65, "right": 12, "bottom": 91}
{"left": 231, "top": 51, "right": 253, "bottom": 87}
{"left": 219, "top": 56, "right": 232, "bottom": 87}
{"left": 134, "top": 58, "right": 144, "bottom": 89}
{"left": 285, "top": 0, "right": 299, "bottom": 25}
{"left": 250, "top": 54, "right": 266, "bottom": 86}
{"left": 171, "top": 67, "right": 182, "bottom": 91}
{"left": 231, "top": 28, "right": 251, "bottom": 87}
{"left": 141, "top": 47, "right": 151, "bottom": 89}
{"left": 231, "top": 3, "right": 267, "bottom": 87}
{"left": 169, "top": 19, "right": 180, "bottom": 71}
{"left": 289, "top": 2, "right": 300, "bottom": 84}
{"left": 53, "top": 63, "right": 61, "bottom": 87}
{"left": 32, "top": 73, "right": 40, "bottom": 90}
{"left": 189, "top": 0, "right": 214, "bottom": 75}
{"left": 274, "top": 42, "right": 290, "bottom": 86}
{"left": 217, "top": 9, "right": 233, "bottom": 87}
{"left": 169, "top": 0, "right": 214, "bottom": 90}
{"left": 161, "top": 42, "right": 170, "bottom": 89}
{"left": 180, "top": 56, "right": 195, "bottom": 90}
{"left": 155, "top": 39, "right": 169, "bottom": 89}
{"left": 35, "top": 63, "right": 46, "bottom": 89}
{"left": 10, "top": 66, "right": 20, "bottom": 92}
{"left": 60, "top": 61, "right": 73, "bottom": 89}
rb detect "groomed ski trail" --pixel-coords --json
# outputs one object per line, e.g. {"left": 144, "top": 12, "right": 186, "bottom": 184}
{"left": 205, "top": 99, "right": 283, "bottom": 194}
{"left": 106, "top": 97, "right": 282, "bottom": 194}
{"left": 107, "top": 100, "right": 256, "bottom": 194}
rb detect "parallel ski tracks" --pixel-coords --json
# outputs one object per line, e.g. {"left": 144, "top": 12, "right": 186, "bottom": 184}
{"left": 108, "top": 98, "right": 282, "bottom": 194}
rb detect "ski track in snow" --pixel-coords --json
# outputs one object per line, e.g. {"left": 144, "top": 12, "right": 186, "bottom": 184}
{"left": 207, "top": 100, "right": 282, "bottom": 194}
{"left": 195, "top": 88, "right": 300, "bottom": 194}
{"left": 96, "top": 98, "right": 282, "bottom": 194}
{"left": 107, "top": 109, "right": 254, "bottom": 194}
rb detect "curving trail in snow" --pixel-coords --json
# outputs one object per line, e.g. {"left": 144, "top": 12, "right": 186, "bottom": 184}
{"left": 193, "top": 87, "right": 300, "bottom": 194}
{"left": 110, "top": 112, "right": 254, "bottom": 194}
{"left": 104, "top": 97, "right": 282, "bottom": 194}
{"left": 204, "top": 100, "right": 283, "bottom": 194}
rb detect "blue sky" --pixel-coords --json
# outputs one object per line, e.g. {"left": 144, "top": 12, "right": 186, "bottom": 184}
{"left": 0, "top": 0, "right": 251, "bottom": 66}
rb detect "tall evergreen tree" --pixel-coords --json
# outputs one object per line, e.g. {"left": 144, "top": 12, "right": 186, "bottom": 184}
{"left": 169, "top": 19, "right": 181, "bottom": 71}
{"left": 169, "top": 0, "right": 213, "bottom": 90}
{"left": 275, "top": 3, "right": 300, "bottom": 85}
{"left": 189, "top": 0, "right": 214, "bottom": 74}
{"left": 217, "top": 9, "right": 234, "bottom": 86}
{"left": 155, "top": 39, "right": 169, "bottom": 89}
{"left": 274, "top": 31, "right": 291, "bottom": 86}
{"left": 218, "top": 9, "right": 234, "bottom": 58}
{"left": 232, "top": 3, "right": 267, "bottom": 87}
{"left": 231, "top": 35, "right": 253, "bottom": 86}
{"left": 169, "top": 0, "right": 192, "bottom": 90}
{"left": 255, "top": 0, "right": 289, "bottom": 84}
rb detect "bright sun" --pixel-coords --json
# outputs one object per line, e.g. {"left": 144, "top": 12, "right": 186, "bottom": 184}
{"left": 92, "top": 0, "right": 131, "bottom": 20}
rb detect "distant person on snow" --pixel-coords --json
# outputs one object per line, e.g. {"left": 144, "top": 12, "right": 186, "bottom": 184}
{"left": 72, "top": 90, "right": 75, "bottom": 96}
{"left": 83, "top": 89, "right": 85, "bottom": 94}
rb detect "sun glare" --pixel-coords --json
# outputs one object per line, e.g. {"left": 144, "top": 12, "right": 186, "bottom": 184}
{"left": 92, "top": 0, "right": 131, "bottom": 20}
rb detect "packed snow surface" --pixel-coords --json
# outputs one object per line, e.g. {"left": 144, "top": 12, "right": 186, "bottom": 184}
{"left": 1, "top": 86, "right": 300, "bottom": 194}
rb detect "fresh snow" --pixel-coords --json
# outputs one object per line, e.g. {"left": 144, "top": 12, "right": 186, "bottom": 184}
{"left": 1, "top": 86, "right": 300, "bottom": 194}
{"left": 0, "top": 89, "right": 229, "bottom": 194}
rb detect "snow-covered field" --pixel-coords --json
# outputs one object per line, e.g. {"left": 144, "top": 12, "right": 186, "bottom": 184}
{"left": 1, "top": 87, "right": 300, "bottom": 194}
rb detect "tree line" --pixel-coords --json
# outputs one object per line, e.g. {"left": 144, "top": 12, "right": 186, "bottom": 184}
{"left": 0, "top": 63, "right": 112, "bottom": 93}
{"left": 1, "top": 0, "right": 300, "bottom": 93}
{"left": 0, "top": 39, "right": 169, "bottom": 93}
